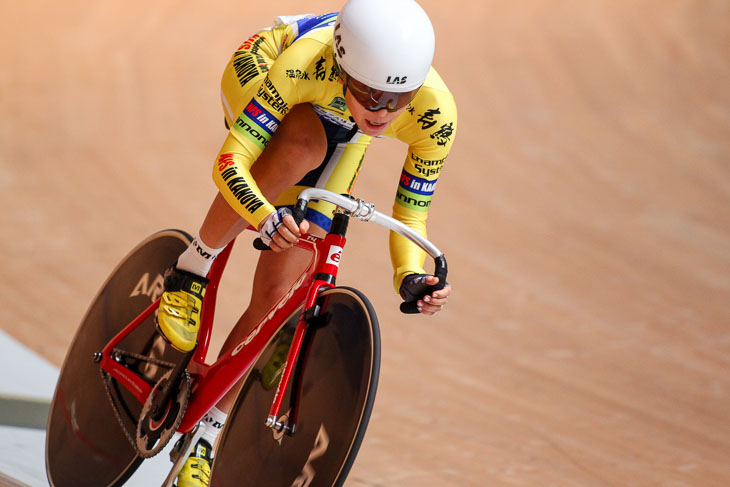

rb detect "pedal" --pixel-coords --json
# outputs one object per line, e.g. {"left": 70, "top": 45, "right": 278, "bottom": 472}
{"left": 162, "top": 424, "right": 204, "bottom": 487}
{"left": 168, "top": 433, "right": 187, "bottom": 465}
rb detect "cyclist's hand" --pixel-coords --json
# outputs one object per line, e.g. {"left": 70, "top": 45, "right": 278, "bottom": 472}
{"left": 399, "top": 274, "right": 451, "bottom": 316}
{"left": 259, "top": 208, "right": 309, "bottom": 252}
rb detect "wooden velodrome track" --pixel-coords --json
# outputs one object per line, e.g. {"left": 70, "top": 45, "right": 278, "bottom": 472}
{"left": 2, "top": 1, "right": 729, "bottom": 485}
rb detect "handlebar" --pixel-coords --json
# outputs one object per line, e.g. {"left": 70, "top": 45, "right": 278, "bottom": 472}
{"left": 255, "top": 188, "right": 448, "bottom": 314}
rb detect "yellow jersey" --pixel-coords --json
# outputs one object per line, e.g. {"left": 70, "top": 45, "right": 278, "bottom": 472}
{"left": 215, "top": 13, "right": 457, "bottom": 290}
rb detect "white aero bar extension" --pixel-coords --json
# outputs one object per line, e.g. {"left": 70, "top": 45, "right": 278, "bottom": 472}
{"left": 296, "top": 188, "right": 444, "bottom": 260}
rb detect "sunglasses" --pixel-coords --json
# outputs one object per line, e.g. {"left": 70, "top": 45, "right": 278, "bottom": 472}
{"left": 345, "top": 74, "right": 419, "bottom": 113}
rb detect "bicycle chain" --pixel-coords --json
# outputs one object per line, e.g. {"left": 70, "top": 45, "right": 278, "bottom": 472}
{"left": 99, "top": 348, "right": 180, "bottom": 459}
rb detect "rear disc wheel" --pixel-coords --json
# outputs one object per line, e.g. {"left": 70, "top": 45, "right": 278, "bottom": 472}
{"left": 46, "top": 230, "right": 192, "bottom": 487}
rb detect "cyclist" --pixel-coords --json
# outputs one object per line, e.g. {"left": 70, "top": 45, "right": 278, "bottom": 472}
{"left": 156, "top": 1, "right": 456, "bottom": 485}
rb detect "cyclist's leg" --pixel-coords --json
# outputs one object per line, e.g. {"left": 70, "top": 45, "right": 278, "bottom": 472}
{"left": 215, "top": 222, "right": 327, "bottom": 412}
{"left": 170, "top": 103, "right": 329, "bottom": 484}
{"left": 177, "top": 123, "right": 372, "bottom": 487}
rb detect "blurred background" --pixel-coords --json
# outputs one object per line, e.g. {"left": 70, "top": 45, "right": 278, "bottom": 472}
{"left": 1, "top": 0, "right": 729, "bottom": 485}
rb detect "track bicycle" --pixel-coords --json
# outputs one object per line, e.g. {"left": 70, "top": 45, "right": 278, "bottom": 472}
{"left": 46, "top": 188, "right": 448, "bottom": 487}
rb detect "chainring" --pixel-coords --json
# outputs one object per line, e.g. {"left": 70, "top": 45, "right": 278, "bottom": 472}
{"left": 135, "top": 368, "right": 190, "bottom": 457}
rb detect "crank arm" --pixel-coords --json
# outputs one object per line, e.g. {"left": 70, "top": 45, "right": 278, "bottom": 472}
{"left": 151, "top": 349, "right": 193, "bottom": 422}
{"left": 161, "top": 425, "right": 204, "bottom": 487}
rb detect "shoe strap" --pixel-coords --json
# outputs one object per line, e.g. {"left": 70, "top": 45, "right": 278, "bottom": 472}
{"left": 164, "top": 267, "right": 209, "bottom": 296}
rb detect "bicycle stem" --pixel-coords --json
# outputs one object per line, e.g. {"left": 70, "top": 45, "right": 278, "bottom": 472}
{"left": 295, "top": 188, "right": 445, "bottom": 260}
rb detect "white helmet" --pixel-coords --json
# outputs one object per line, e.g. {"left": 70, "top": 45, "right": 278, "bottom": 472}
{"left": 333, "top": 0, "right": 435, "bottom": 93}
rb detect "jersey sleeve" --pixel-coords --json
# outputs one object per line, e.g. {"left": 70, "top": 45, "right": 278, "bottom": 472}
{"left": 388, "top": 73, "right": 457, "bottom": 291}
{"left": 212, "top": 46, "right": 306, "bottom": 229}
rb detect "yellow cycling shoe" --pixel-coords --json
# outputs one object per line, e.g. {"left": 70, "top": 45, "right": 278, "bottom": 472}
{"left": 176, "top": 439, "right": 212, "bottom": 487}
{"left": 156, "top": 267, "right": 208, "bottom": 353}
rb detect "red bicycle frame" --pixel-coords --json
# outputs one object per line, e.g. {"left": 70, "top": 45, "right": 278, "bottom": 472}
{"left": 98, "top": 227, "right": 348, "bottom": 434}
